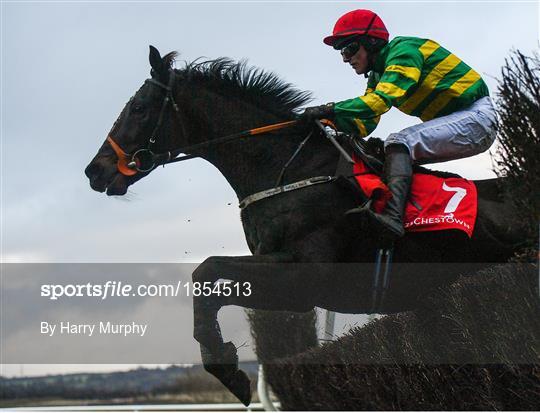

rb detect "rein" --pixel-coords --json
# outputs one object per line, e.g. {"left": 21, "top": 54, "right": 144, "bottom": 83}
{"left": 155, "top": 119, "right": 299, "bottom": 166}
{"left": 107, "top": 119, "right": 297, "bottom": 175}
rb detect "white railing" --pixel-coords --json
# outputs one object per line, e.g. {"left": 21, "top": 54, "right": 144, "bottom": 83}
{"left": 1, "top": 402, "right": 279, "bottom": 412}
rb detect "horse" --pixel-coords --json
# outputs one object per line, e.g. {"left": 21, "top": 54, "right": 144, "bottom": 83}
{"left": 85, "top": 46, "right": 523, "bottom": 405}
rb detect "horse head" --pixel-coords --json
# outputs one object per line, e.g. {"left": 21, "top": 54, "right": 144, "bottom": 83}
{"left": 85, "top": 45, "right": 318, "bottom": 199}
{"left": 85, "top": 46, "right": 181, "bottom": 195}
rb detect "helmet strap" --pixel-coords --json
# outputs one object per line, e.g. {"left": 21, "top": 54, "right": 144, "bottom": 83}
{"left": 363, "top": 13, "right": 377, "bottom": 36}
{"left": 361, "top": 13, "right": 379, "bottom": 77}
{"left": 364, "top": 52, "right": 377, "bottom": 78}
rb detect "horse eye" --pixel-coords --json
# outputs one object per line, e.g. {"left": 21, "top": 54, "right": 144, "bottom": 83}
{"left": 131, "top": 104, "right": 145, "bottom": 114}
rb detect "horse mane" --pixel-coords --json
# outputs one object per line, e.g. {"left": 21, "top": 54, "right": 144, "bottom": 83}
{"left": 163, "top": 51, "right": 178, "bottom": 70}
{"left": 176, "top": 57, "right": 313, "bottom": 116}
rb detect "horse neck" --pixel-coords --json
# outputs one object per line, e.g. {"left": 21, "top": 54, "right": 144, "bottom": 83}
{"left": 173, "top": 83, "right": 339, "bottom": 200}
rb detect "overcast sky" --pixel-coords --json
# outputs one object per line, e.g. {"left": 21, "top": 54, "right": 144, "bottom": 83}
{"left": 1, "top": 0, "right": 539, "bottom": 378}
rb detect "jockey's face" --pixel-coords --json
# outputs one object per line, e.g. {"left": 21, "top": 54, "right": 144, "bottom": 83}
{"left": 342, "top": 43, "right": 369, "bottom": 75}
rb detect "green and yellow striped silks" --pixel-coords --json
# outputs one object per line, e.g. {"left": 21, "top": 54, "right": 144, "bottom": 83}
{"left": 333, "top": 36, "right": 489, "bottom": 136}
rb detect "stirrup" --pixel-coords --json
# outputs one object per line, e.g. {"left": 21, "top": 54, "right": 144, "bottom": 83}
{"left": 346, "top": 200, "right": 404, "bottom": 245}
{"left": 370, "top": 248, "right": 393, "bottom": 313}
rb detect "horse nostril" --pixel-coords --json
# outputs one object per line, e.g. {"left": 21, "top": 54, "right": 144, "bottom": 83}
{"left": 85, "top": 162, "right": 103, "bottom": 179}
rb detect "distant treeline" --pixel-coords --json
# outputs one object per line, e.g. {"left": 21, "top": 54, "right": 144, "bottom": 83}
{"left": 0, "top": 361, "right": 258, "bottom": 402}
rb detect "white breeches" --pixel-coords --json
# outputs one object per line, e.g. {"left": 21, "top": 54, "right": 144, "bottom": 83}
{"left": 385, "top": 96, "right": 497, "bottom": 164}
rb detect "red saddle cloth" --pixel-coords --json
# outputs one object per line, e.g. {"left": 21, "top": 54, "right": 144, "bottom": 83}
{"left": 353, "top": 159, "right": 478, "bottom": 238}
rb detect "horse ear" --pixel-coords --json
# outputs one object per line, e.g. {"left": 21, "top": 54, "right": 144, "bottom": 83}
{"left": 149, "top": 45, "right": 164, "bottom": 77}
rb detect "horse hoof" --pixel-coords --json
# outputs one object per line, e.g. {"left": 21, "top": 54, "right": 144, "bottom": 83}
{"left": 207, "top": 365, "right": 252, "bottom": 406}
{"left": 201, "top": 342, "right": 252, "bottom": 405}
{"left": 225, "top": 369, "right": 252, "bottom": 406}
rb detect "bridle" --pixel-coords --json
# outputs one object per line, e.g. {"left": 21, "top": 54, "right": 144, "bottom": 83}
{"left": 106, "top": 70, "right": 297, "bottom": 177}
{"left": 106, "top": 71, "right": 180, "bottom": 176}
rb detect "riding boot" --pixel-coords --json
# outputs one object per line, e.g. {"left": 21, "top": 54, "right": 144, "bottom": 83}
{"left": 346, "top": 144, "right": 412, "bottom": 243}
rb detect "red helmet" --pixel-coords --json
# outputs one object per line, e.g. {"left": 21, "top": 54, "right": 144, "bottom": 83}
{"left": 323, "top": 9, "right": 389, "bottom": 47}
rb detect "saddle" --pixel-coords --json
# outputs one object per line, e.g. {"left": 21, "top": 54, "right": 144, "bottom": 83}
{"left": 336, "top": 136, "right": 478, "bottom": 238}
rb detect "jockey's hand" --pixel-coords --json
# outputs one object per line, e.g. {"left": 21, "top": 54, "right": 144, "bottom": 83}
{"left": 298, "top": 102, "right": 335, "bottom": 124}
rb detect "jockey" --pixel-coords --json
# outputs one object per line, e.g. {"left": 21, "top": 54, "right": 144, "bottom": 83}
{"left": 300, "top": 9, "right": 497, "bottom": 243}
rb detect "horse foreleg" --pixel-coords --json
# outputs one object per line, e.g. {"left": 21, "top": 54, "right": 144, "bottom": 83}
{"left": 191, "top": 253, "right": 293, "bottom": 406}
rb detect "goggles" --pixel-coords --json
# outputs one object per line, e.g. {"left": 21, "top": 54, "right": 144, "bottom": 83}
{"left": 339, "top": 41, "right": 361, "bottom": 60}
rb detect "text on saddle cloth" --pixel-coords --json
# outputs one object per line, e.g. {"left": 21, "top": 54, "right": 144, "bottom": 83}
{"left": 353, "top": 158, "right": 478, "bottom": 238}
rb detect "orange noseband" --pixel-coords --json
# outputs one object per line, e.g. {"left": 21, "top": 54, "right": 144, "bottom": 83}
{"left": 106, "top": 136, "right": 139, "bottom": 176}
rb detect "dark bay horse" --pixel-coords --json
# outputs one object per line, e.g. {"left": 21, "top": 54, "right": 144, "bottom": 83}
{"left": 85, "top": 46, "right": 523, "bottom": 405}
